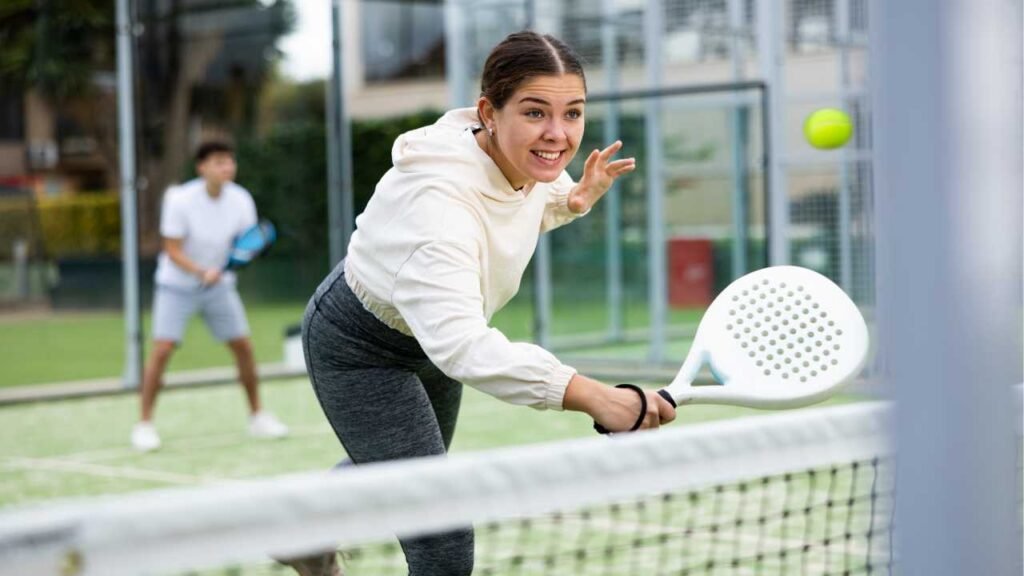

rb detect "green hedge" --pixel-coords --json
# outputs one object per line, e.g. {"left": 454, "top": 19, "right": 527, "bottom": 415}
{"left": 6, "top": 111, "right": 446, "bottom": 262}
{"left": 37, "top": 194, "right": 121, "bottom": 258}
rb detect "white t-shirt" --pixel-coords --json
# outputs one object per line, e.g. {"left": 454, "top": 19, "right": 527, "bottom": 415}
{"left": 154, "top": 178, "right": 258, "bottom": 289}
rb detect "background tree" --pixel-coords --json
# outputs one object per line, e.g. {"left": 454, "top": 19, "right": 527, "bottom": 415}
{"left": 0, "top": 0, "right": 120, "bottom": 189}
{"left": 135, "top": 0, "right": 295, "bottom": 253}
{"left": 0, "top": 0, "right": 295, "bottom": 253}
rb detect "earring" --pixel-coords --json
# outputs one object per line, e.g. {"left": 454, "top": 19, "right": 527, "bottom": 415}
{"left": 487, "top": 126, "right": 494, "bottom": 137}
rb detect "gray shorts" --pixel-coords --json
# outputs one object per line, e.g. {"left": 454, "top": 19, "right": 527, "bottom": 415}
{"left": 152, "top": 282, "right": 250, "bottom": 343}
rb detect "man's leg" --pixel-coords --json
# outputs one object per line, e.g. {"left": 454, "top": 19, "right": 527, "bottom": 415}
{"left": 227, "top": 337, "right": 287, "bottom": 437}
{"left": 227, "top": 336, "right": 260, "bottom": 413}
{"left": 204, "top": 283, "right": 287, "bottom": 438}
{"left": 133, "top": 285, "right": 193, "bottom": 451}
{"left": 131, "top": 340, "right": 176, "bottom": 451}
{"left": 140, "top": 340, "right": 177, "bottom": 421}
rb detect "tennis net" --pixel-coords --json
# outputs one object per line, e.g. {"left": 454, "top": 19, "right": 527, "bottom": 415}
{"left": 0, "top": 401, "right": 892, "bottom": 575}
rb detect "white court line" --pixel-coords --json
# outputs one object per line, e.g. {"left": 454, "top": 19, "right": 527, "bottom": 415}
{"left": 39, "top": 424, "right": 330, "bottom": 464}
{"left": 3, "top": 457, "right": 219, "bottom": 486}
{"left": 1, "top": 425, "right": 334, "bottom": 494}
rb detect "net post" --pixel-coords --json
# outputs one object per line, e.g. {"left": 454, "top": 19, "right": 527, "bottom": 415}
{"left": 873, "top": 0, "right": 1023, "bottom": 573}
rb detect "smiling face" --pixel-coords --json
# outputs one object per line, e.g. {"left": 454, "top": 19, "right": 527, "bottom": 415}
{"left": 477, "top": 74, "right": 586, "bottom": 190}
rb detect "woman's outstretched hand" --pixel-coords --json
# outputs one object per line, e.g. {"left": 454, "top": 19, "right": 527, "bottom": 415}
{"left": 567, "top": 140, "right": 636, "bottom": 214}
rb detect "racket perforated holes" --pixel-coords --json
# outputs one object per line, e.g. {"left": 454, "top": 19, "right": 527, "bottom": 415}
{"left": 726, "top": 276, "right": 849, "bottom": 383}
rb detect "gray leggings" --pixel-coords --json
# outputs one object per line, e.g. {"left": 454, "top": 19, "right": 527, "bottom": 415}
{"left": 301, "top": 262, "right": 473, "bottom": 576}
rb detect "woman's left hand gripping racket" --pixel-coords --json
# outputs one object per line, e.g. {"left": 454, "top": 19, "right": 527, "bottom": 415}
{"left": 226, "top": 219, "right": 277, "bottom": 271}
{"left": 594, "top": 266, "right": 869, "bottom": 434}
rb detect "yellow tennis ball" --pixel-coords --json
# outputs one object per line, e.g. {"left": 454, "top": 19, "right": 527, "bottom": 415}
{"left": 804, "top": 108, "right": 853, "bottom": 150}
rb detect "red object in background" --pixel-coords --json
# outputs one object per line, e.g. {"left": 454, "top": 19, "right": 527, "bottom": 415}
{"left": 0, "top": 175, "right": 34, "bottom": 189}
{"left": 668, "top": 238, "right": 714, "bottom": 308}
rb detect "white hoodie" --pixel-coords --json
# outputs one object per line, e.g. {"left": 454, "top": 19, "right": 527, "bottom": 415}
{"left": 344, "top": 107, "right": 583, "bottom": 411}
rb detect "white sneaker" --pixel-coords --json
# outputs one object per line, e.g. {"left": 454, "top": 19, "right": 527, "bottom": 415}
{"left": 249, "top": 411, "right": 289, "bottom": 439}
{"left": 131, "top": 422, "right": 161, "bottom": 452}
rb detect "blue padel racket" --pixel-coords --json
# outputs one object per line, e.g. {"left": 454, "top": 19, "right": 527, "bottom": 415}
{"left": 226, "top": 219, "right": 276, "bottom": 271}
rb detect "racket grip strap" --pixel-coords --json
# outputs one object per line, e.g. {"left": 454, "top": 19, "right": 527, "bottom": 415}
{"left": 593, "top": 383, "right": 647, "bottom": 435}
{"left": 656, "top": 389, "right": 677, "bottom": 408}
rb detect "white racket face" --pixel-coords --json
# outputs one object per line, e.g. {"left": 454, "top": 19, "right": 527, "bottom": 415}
{"left": 663, "top": 266, "right": 869, "bottom": 408}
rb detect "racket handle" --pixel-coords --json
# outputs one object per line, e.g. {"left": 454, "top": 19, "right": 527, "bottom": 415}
{"left": 656, "top": 389, "right": 677, "bottom": 408}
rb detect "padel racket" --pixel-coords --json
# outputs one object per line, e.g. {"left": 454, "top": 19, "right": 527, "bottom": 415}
{"left": 225, "top": 219, "right": 276, "bottom": 271}
{"left": 595, "top": 266, "right": 869, "bottom": 433}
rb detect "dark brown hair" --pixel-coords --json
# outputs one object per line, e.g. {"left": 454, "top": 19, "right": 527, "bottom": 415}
{"left": 480, "top": 31, "right": 586, "bottom": 110}
{"left": 194, "top": 140, "right": 234, "bottom": 163}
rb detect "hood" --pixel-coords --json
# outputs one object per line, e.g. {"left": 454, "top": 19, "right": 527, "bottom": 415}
{"left": 391, "top": 108, "right": 522, "bottom": 200}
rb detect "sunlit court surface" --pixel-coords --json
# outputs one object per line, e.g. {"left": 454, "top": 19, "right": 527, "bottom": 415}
{"left": 0, "top": 0, "right": 1020, "bottom": 575}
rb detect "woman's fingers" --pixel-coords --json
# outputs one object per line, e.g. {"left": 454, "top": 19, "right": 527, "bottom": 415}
{"left": 583, "top": 148, "right": 600, "bottom": 172}
{"left": 571, "top": 143, "right": 634, "bottom": 214}
{"left": 599, "top": 140, "right": 624, "bottom": 162}
{"left": 594, "top": 147, "right": 634, "bottom": 182}
{"left": 607, "top": 158, "right": 636, "bottom": 177}
{"left": 639, "top": 391, "right": 677, "bottom": 429}
{"left": 655, "top": 392, "right": 677, "bottom": 425}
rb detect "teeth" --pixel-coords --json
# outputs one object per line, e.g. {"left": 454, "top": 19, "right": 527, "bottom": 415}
{"left": 534, "top": 151, "right": 559, "bottom": 161}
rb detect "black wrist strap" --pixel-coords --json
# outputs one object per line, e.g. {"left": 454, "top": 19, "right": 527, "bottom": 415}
{"left": 593, "top": 383, "right": 647, "bottom": 435}
{"left": 656, "top": 389, "right": 677, "bottom": 408}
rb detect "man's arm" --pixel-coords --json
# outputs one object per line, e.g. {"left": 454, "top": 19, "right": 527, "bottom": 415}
{"left": 164, "top": 237, "right": 220, "bottom": 285}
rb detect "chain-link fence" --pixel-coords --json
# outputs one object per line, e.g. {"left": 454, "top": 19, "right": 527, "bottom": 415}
{"left": 452, "top": 0, "right": 874, "bottom": 364}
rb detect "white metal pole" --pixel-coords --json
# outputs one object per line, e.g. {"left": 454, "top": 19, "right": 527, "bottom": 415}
{"left": 444, "top": 0, "right": 469, "bottom": 107}
{"left": 836, "top": 0, "right": 853, "bottom": 293}
{"left": 602, "top": 0, "right": 623, "bottom": 341}
{"left": 116, "top": 0, "right": 141, "bottom": 389}
{"left": 327, "top": 0, "right": 354, "bottom": 266}
{"left": 644, "top": 0, "right": 666, "bottom": 362}
{"left": 727, "top": 0, "right": 749, "bottom": 279}
{"left": 757, "top": 0, "right": 788, "bottom": 266}
{"left": 874, "top": 0, "right": 1023, "bottom": 573}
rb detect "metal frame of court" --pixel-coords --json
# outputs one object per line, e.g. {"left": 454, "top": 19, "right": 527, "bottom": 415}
{"left": 109, "top": 0, "right": 870, "bottom": 384}
{"left": 113, "top": 0, "right": 783, "bottom": 385}
{"left": 532, "top": 80, "right": 772, "bottom": 363}
{"left": 445, "top": 0, "right": 786, "bottom": 364}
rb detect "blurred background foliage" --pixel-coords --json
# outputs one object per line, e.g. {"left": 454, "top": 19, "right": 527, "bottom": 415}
{"left": 22, "top": 110, "right": 447, "bottom": 257}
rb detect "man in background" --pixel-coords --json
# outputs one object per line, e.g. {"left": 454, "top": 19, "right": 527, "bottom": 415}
{"left": 131, "top": 141, "right": 289, "bottom": 452}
